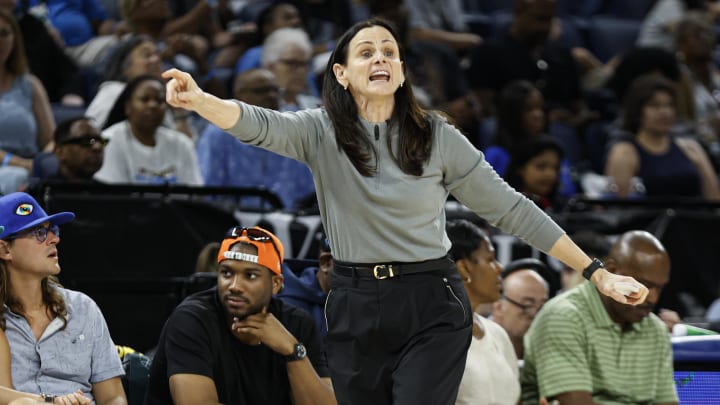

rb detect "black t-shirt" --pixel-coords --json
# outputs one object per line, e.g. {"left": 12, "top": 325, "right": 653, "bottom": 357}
{"left": 145, "top": 288, "right": 328, "bottom": 405}
{"left": 467, "top": 31, "right": 581, "bottom": 110}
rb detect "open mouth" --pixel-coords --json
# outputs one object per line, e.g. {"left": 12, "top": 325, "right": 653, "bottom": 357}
{"left": 369, "top": 70, "right": 390, "bottom": 82}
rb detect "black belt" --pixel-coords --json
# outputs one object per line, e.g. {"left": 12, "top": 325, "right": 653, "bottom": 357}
{"left": 334, "top": 256, "right": 453, "bottom": 280}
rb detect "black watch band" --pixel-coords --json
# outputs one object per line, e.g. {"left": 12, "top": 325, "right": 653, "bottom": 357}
{"left": 582, "top": 258, "right": 604, "bottom": 280}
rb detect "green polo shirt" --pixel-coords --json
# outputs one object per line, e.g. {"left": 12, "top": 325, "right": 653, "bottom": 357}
{"left": 520, "top": 281, "right": 677, "bottom": 404}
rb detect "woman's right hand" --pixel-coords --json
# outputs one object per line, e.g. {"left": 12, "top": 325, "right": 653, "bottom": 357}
{"left": 162, "top": 68, "right": 206, "bottom": 112}
{"left": 591, "top": 268, "right": 648, "bottom": 305}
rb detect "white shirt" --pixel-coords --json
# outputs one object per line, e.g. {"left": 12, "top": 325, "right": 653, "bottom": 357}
{"left": 456, "top": 314, "right": 520, "bottom": 405}
{"left": 95, "top": 121, "right": 203, "bottom": 185}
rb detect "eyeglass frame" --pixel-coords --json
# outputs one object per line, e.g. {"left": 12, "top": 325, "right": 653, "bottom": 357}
{"left": 57, "top": 135, "right": 109, "bottom": 148}
{"left": 502, "top": 294, "right": 544, "bottom": 317}
{"left": 228, "top": 227, "right": 282, "bottom": 262}
{"left": 4, "top": 224, "right": 60, "bottom": 243}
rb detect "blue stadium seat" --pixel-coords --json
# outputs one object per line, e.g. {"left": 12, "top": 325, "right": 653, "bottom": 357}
{"left": 50, "top": 103, "right": 87, "bottom": 125}
{"left": 586, "top": 17, "right": 641, "bottom": 62}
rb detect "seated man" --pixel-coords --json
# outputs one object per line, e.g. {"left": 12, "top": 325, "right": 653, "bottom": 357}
{"left": 520, "top": 230, "right": 678, "bottom": 404}
{"left": 491, "top": 260, "right": 550, "bottom": 359}
{"left": 0, "top": 192, "right": 127, "bottom": 404}
{"left": 145, "top": 226, "right": 336, "bottom": 405}
{"left": 32, "top": 116, "right": 107, "bottom": 182}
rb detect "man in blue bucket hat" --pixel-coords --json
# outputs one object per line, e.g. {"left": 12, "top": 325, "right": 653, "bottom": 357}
{"left": 0, "top": 192, "right": 128, "bottom": 404}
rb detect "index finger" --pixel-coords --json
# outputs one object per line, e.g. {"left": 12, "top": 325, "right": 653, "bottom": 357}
{"left": 161, "top": 68, "right": 187, "bottom": 81}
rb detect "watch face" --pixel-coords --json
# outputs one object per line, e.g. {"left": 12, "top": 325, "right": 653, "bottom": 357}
{"left": 296, "top": 344, "right": 307, "bottom": 359}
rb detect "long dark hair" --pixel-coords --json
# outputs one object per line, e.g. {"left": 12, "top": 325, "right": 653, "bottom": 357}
{"left": 0, "top": 261, "right": 67, "bottom": 331}
{"left": 103, "top": 74, "right": 164, "bottom": 129}
{"left": 322, "top": 18, "right": 432, "bottom": 177}
{"left": 494, "top": 80, "right": 540, "bottom": 150}
{"left": 0, "top": 9, "right": 27, "bottom": 76}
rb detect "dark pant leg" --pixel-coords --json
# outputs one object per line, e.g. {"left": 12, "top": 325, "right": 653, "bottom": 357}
{"left": 390, "top": 273, "right": 472, "bottom": 405}
{"left": 325, "top": 267, "right": 472, "bottom": 405}
{"left": 325, "top": 276, "right": 393, "bottom": 405}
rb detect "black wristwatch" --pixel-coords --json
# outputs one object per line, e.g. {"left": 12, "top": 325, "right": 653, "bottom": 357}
{"left": 582, "top": 258, "right": 605, "bottom": 281}
{"left": 286, "top": 343, "right": 307, "bottom": 362}
{"left": 40, "top": 393, "right": 56, "bottom": 403}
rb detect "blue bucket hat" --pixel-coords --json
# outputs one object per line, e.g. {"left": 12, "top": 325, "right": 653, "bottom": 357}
{"left": 0, "top": 192, "right": 74, "bottom": 238}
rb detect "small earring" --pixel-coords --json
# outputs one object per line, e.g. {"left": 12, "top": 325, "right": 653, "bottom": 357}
{"left": 400, "top": 81, "right": 404, "bottom": 88}
{"left": 464, "top": 277, "right": 471, "bottom": 283}
{"left": 343, "top": 84, "right": 348, "bottom": 91}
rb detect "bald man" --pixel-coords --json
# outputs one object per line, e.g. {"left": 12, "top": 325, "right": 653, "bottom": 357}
{"left": 520, "top": 230, "right": 678, "bottom": 405}
{"left": 492, "top": 269, "right": 549, "bottom": 359}
{"left": 232, "top": 69, "right": 281, "bottom": 110}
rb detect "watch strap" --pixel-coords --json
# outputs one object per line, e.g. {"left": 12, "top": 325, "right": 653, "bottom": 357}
{"left": 582, "top": 258, "right": 604, "bottom": 281}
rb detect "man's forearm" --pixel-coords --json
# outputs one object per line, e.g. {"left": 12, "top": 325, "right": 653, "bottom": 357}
{"left": 287, "top": 360, "right": 336, "bottom": 405}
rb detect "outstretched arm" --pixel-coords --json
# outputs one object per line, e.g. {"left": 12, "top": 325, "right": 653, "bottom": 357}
{"left": 162, "top": 69, "right": 240, "bottom": 130}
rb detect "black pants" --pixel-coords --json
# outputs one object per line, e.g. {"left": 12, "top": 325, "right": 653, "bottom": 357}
{"left": 324, "top": 263, "right": 472, "bottom": 405}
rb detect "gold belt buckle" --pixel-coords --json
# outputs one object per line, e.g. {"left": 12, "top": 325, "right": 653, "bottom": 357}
{"left": 373, "top": 264, "right": 395, "bottom": 280}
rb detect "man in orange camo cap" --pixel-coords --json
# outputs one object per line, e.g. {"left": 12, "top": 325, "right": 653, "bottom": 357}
{"left": 145, "top": 226, "right": 336, "bottom": 405}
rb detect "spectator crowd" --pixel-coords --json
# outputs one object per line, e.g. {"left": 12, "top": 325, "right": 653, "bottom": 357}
{"left": 1, "top": 0, "right": 720, "bottom": 404}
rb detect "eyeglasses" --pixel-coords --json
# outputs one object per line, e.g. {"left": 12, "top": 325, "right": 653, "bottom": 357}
{"left": 278, "top": 59, "right": 309, "bottom": 69}
{"left": 229, "top": 227, "right": 282, "bottom": 261}
{"left": 5, "top": 224, "right": 60, "bottom": 243}
{"left": 502, "top": 295, "right": 544, "bottom": 317}
{"left": 58, "top": 135, "right": 109, "bottom": 148}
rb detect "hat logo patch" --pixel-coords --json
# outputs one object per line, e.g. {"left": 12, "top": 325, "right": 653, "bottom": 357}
{"left": 15, "top": 204, "right": 33, "bottom": 216}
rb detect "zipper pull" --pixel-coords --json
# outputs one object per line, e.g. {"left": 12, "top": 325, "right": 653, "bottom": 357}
{"left": 374, "top": 125, "right": 379, "bottom": 141}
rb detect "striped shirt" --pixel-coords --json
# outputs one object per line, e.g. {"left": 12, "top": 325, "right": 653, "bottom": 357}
{"left": 520, "top": 281, "right": 677, "bottom": 404}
